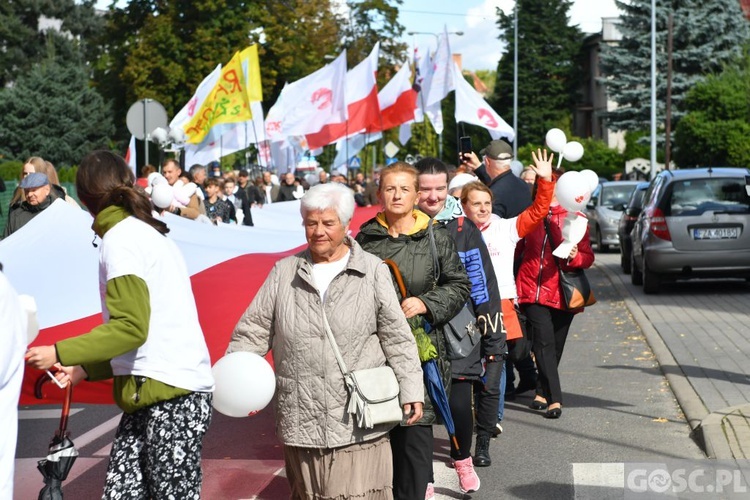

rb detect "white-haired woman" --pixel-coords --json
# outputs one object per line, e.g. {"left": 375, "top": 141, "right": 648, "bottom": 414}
{"left": 227, "top": 182, "right": 424, "bottom": 499}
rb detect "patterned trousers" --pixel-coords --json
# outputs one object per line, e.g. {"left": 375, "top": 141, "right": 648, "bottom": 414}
{"left": 103, "top": 391, "right": 213, "bottom": 500}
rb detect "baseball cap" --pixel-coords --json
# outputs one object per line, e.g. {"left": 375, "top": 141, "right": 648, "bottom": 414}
{"left": 479, "top": 140, "right": 513, "bottom": 160}
{"left": 20, "top": 172, "right": 49, "bottom": 189}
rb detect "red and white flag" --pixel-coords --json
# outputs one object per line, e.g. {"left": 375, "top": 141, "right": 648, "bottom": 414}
{"left": 453, "top": 63, "right": 515, "bottom": 141}
{"left": 368, "top": 62, "right": 417, "bottom": 133}
{"left": 0, "top": 201, "right": 379, "bottom": 406}
{"left": 279, "top": 51, "right": 348, "bottom": 138}
{"left": 124, "top": 135, "right": 137, "bottom": 176}
{"left": 305, "top": 44, "right": 380, "bottom": 150}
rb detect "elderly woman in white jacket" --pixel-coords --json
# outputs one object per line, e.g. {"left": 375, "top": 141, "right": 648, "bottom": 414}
{"left": 227, "top": 182, "right": 424, "bottom": 500}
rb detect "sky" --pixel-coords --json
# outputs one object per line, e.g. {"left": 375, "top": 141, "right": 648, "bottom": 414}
{"left": 94, "top": 0, "right": 623, "bottom": 71}
{"left": 398, "top": 0, "right": 623, "bottom": 70}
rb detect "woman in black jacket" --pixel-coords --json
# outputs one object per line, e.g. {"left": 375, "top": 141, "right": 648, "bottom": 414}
{"left": 355, "top": 162, "right": 471, "bottom": 500}
{"left": 414, "top": 158, "right": 505, "bottom": 487}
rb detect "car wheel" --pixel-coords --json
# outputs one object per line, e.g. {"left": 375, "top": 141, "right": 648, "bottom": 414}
{"left": 596, "top": 227, "right": 609, "bottom": 252}
{"left": 642, "top": 260, "right": 660, "bottom": 294}
{"left": 630, "top": 251, "right": 643, "bottom": 285}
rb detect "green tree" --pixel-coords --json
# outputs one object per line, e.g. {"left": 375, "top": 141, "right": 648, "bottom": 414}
{"left": 341, "top": 0, "right": 407, "bottom": 85}
{"left": 0, "top": 55, "right": 114, "bottom": 166}
{"left": 490, "top": 0, "right": 583, "bottom": 147}
{"left": 674, "top": 53, "right": 750, "bottom": 168}
{"left": 0, "top": 0, "right": 104, "bottom": 87}
{"left": 600, "top": 0, "right": 749, "bottom": 136}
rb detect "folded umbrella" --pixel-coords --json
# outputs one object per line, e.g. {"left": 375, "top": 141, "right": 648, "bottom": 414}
{"left": 35, "top": 374, "right": 78, "bottom": 500}
{"left": 383, "top": 258, "right": 459, "bottom": 450}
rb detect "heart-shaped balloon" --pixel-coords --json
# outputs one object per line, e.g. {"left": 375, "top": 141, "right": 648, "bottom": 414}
{"left": 555, "top": 171, "right": 592, "bottom": 212}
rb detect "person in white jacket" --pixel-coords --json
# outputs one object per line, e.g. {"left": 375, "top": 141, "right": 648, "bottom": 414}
{"left": 0, "top": 269, "right": 28, "bottom": 500}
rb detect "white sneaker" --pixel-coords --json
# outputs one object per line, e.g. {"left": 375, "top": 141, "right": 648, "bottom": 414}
{"left": 492, "top": 422, "right": 503, "bottom": 437}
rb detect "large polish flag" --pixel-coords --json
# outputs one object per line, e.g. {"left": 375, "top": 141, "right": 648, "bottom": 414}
{"left": 279, "top": 51, "right": 348, "bottom": 138}
{"left": 453, "top": 63, "right": 515, "bottom": 141}
{"left": 367, "top": 62, "right": 417, "bottom": 133}
{"left": 305, "top": 43, "right": 381, "bottom": 150}
{"left": 0, "top": 200, "right": 379, "bottom": 406}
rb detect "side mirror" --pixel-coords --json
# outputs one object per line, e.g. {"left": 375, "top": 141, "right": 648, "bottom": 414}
{"left": 613, "top": 203, "right": 626, "bottom": 212}
{"left": 586, "top": 202, "right": 595, "bottom": 210}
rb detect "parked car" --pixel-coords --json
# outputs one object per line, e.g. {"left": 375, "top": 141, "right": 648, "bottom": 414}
{"left": 630, "top": 167, "right": 750, "bottom": 294}
{"left": 618, "top": 181, "right": 650, "bottom": 274}
{"left": 585, "top": 181, "right": 641, "bottom": 251}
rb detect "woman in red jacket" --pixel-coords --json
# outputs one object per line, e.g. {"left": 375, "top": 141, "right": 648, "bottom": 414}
{"left": 515, "top": 175, "right": 594, "bottom": 419}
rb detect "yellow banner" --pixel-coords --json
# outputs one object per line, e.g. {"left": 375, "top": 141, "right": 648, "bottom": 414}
{"left": 241, "top": 44, "right": 263, "bottom": 103}
{"left": 185, "top": 51, "right": 252, "bottom": 144}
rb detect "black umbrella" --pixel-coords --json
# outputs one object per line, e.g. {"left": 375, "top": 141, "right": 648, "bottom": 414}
{"left": 35, "top": 374, "right": 78, "bottom": 500}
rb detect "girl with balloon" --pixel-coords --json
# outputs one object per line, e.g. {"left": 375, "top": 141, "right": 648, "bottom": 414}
{"left": 514, "top": 131, "right": 596, "bottom": 419}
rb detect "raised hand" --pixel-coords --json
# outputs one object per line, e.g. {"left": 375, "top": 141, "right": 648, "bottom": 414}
{"left": 530, "top": 148, "right": 554, "bottom": 181}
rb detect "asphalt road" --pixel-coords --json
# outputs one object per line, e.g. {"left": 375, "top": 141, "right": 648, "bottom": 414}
{"left": 15, "top": 252, "right": 707, "bottom": 499}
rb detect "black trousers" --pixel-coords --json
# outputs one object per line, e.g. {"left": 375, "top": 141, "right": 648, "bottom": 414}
{"left": 474, "top": 359, "right": 503, "bottom": 438}
{"left": 390, "top": 424, "right": 433, "bottom": 500}
{"left": 522, "top": 303, "right": 575, "bottom": 405}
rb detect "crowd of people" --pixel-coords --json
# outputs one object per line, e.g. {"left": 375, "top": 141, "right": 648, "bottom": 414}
{"left": 7, "top": 137, "right": 595, "bottom": 499}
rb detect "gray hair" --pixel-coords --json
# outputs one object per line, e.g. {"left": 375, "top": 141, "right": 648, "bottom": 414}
{"left": 300, "top": 182, "right": 355, "bottom": 226}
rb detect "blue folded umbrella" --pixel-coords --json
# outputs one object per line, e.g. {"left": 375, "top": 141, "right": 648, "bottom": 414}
{"left": 423, "top": 359, "right": 459, "bottom": 451}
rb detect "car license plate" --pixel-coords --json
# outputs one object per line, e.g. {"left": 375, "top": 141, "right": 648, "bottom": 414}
{"left": 692, "top": 227, "right": 739, "bottom": 240}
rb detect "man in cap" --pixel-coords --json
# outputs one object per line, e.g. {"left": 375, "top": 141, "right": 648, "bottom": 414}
{"left": 3, "top": 172, "right": 60, "bottom": 238}
{"left": 462, "top": 139, "right": 531, "bottom": 219}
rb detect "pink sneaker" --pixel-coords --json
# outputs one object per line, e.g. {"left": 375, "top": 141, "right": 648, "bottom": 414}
{"left": 425, "top": 482, "right": 435, "bottom": 500}
{"left": 454, "top": 456, "right": 481, "bottom": 493}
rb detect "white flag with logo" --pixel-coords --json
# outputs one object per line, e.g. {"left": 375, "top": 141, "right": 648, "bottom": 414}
{"left": 280, "top": 51, "right": 348, "bottom": 137}
{"left": 453, "top": 63, "right": 514, "bottom": 141}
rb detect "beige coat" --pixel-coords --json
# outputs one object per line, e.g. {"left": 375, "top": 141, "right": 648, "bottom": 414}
{"left": 228, "top": 236, "right": 423, "bottom": 449}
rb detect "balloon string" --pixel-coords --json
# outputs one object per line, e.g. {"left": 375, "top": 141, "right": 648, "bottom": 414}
{"left": 556, "top": 154, "right": 563, "bottom": 169}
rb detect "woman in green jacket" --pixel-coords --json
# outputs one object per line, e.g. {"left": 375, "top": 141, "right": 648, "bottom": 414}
{"left": 26, "top": 150, "right": 214, "bottom": 499}
{"left": 355, "top": 162, "right": 471, "bottom": 500}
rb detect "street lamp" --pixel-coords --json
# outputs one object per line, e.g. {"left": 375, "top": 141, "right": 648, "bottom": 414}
{"left": 407, "top": 31, "right": 464, "bottom": 43}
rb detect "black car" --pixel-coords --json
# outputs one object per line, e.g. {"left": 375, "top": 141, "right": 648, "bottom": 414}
{"left": 618, "top": 181, "right": 650, "bottom": 274}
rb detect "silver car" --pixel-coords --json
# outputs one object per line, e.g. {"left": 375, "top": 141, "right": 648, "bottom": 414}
{"left": 586, "top": 181, "right": 641, "bottom": 251}
{"left": 630, "top": 167, "right": 750, "bottom": 293}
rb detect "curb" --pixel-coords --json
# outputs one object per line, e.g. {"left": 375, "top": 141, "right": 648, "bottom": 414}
{"left": 595, "top": 260, "right": 712, "bottom": 453}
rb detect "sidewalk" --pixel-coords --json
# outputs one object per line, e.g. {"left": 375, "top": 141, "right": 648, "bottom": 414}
{"left": 596, "top": 254, "right": 750, "bottom": 460}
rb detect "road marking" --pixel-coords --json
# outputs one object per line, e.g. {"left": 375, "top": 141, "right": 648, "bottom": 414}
{"left": 18, "top": 408, "right": 83, "bottom": 419}
{"left": 74, "top": 413, "right": 122, "bottom": 449}
{"left": 573, "top": 463, "right": 624, "bottom": 499}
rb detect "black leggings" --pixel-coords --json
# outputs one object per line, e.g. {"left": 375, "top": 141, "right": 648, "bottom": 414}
{"left": 448, "top": 380, "right": 474, "bottom": 460}
{"left": 523, "top": 304, "right": 575, "bottom": 405}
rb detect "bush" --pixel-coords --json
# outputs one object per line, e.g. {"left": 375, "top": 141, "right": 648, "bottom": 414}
{"left": 0, "top": 160, "right": 23, "bottom": 181}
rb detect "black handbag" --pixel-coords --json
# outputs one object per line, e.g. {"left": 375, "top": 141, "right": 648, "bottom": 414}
{"left": 558, "top": 268, "right": 596, "bottom": 309}
{"left": 543, "top": 218, "right": 596, "bottom": 310}
{"left": 444, "top": 303, "right": 480, "bottom": 360}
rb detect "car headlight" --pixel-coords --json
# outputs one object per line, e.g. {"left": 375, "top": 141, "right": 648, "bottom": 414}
{"left": 607, "top": 216, "right": 619, "bottom": 225}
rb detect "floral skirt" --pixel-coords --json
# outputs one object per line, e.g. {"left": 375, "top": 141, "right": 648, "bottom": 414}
{"left": 284, "top": 435, "right": 393, "bottom": 500}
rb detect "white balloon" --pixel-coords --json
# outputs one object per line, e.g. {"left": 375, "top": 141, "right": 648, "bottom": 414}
{"left": 555, "top": 171, "right": 592, "bottom": 212}
{"left": 150, "top": 183, "right": 174, "bottom": 209}
{"left": 580, "top": 169, "right": 600, "bottom": 193}
{"left": 545, "top": 128, "right": 567, "bottom": 153}
{"left": 510, "top": 160, "right": 524, "bottom": 177}
{"left": 148, "top": 172, "right": 167, "bottom": 187}
{"left": 212, "top": 352, "right": 276, "bottom": 418}
{"left": 562, "top": 141, "right": 584, "bottom": 162}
